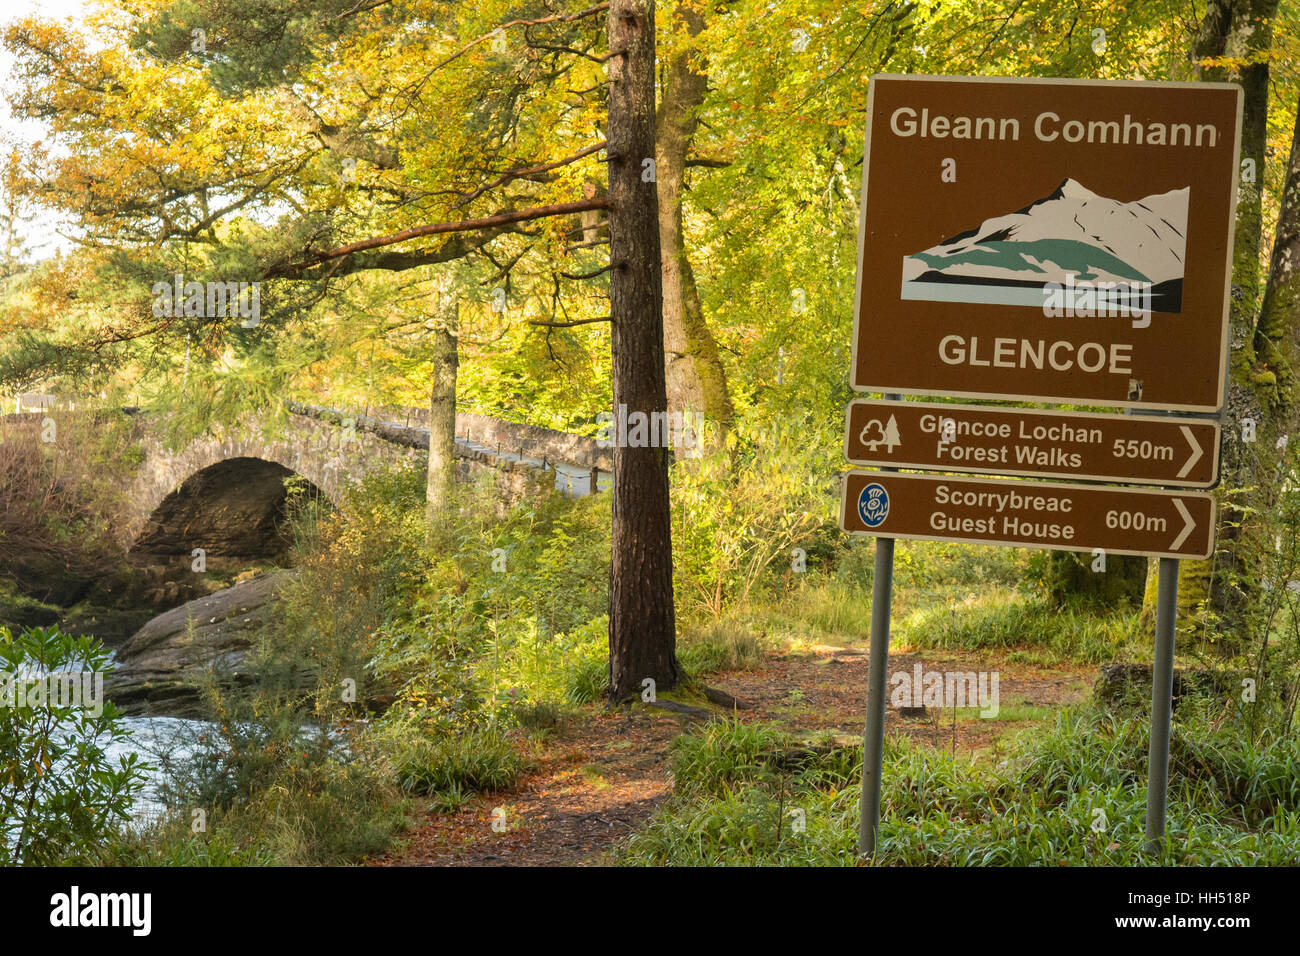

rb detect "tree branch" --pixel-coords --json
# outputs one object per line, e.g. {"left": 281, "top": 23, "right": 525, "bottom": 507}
{"left": 455, "top": 141, "right": 607, "bottom": 208}
{"left": 425, "top": 3, "right": 611, "bottom": 76}
{"left": 561, "top": 264, "right": 613, "bottom": 280}
{"left": 528, "top": 315, "right": 611, "bottom": 327}
{"left": 271, "top": 198, "right": 612, "bottom": 275}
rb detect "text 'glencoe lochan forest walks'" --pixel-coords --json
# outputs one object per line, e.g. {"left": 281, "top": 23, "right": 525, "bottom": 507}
{"left": 0, "top": 0, "right": 1297, "bottom": 936}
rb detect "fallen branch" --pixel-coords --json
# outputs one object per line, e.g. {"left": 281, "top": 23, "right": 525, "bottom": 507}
{"left": 702, "top": 685, "right": 753, "bottom": 710}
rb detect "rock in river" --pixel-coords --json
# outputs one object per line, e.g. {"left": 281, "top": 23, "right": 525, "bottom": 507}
{"left": 105, "top": 568, "right": 295, "bottom": 717}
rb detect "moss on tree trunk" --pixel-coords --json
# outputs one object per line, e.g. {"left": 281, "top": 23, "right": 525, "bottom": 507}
{"left": 1047, "top": 550, "right": 1147, "bottom": 609}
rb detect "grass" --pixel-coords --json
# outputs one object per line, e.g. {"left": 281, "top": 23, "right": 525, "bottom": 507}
{"left": 388, "top": 727, "right": 531, "bottom": 800}
{"left": 616, "top": 710, "right": 1300, "bottom": 866}
{"left": 894, "top": 589, "right": 1142, "bottom": 663}
{"left": 678, "top": 621, "right": 767, "bottom": 675}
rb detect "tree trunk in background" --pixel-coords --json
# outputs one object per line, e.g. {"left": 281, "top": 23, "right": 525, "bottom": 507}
{"left": 1047, "top": 550, "right": 1147, "bottom": 609}
{"left": 656, "top": 3, "right": 734, "bottom": 438}
{"left": 606, "top": 0, "right": 679, "bottom": 701}
{"left": 425, "top": 292, "right": 458, "bottom": 523}
{"left": 1264, "top": 103, "right": 1300, "bottom": 399}
{"left": 1143, "top": 0, "right": 1283, "bottom": 643}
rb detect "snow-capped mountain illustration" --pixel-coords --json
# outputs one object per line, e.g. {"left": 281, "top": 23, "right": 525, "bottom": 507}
{"left": 900, "top": 179, "right": 1189, "bottom": 313}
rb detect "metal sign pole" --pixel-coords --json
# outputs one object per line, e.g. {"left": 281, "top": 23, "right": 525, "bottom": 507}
{"left": 859, "top": 536, "right": 895, "bottom": 857}
{"left": 860, "top": 392, "right": 900, "bottom": 859}
{"left": 1145, "top": 556, "right": 1180, "bottom": 854}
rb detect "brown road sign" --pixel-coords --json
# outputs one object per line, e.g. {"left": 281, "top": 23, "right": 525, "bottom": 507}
{"left": 845, "top": 400, "right": 1220, "bottom": 487}
{"left": 852, "top": 75, "right": 1242, "bottom": 412}
{"left": 841, "top": 471, "right": 1215, "bottom": 560}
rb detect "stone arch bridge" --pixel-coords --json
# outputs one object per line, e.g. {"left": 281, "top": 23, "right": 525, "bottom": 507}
{"left": 105, "top": 403, "right": 609, "bottom": 561}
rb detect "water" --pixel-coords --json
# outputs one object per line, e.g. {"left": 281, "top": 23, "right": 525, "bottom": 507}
{"left": 108, "top": 716, "right": 214, "bottom": 825}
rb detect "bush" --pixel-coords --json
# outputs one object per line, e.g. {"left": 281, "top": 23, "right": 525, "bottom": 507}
{"left": 478, "top": 614, "right": 608, "bottom": 718}
{"left": 0, "top": 625, "right": 147, "bottom": 865}
{"left": 386, "top": 724, "right": 528, "bottom": 799}
{"left": 672, "top": 413, "right": 835, "bottom": 618}
{"left": 0, "top": 411, "right": 138, "bottom": 598}
{"left": 678, "top": 622, "right": 766, "bottom": 676}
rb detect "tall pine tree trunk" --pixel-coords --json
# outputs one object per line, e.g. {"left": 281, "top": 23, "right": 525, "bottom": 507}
{"left": 425, "top": 290, "right": 458, "bottom": 524}
{"left": 657, "top": 4, "right": 734, "bottom": 436}
{"left": 607, "top": 0, "right": 679, "bottom": 700}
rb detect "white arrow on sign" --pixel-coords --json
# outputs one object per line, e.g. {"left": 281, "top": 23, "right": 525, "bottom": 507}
{"left": 1176, "top": 426, "right": 1204, "bottom": 479}
{"left": 1171, "top": 498, "right": 1195, "bottom": 550}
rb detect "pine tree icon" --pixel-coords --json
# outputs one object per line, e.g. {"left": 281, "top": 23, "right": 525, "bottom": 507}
{"left": 883, "top": 415, "right": 901, "bottom": 452}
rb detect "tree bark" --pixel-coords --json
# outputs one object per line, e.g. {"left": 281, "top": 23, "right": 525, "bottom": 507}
{"left": 656, "top": 3, "right": 734, "bottom": 436}
{"left": 1186, "top": 0, "right": 1282, "bottom": 635}
{"left": 425, "top": 290, "right": 458, "bottom": 523}
{"left": 606, "top": 0, "right": 679, "bottom": 701}
{"left": 1267, "top": 100, "right": 1300, "bottom": 384}
{"left": 1047, "top": 550, "right": 1147, "bottom": 609}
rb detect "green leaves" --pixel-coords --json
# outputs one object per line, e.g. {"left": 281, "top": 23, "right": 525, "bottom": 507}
{"left": 0, "top": 625, "right": 148, "bottom": 866}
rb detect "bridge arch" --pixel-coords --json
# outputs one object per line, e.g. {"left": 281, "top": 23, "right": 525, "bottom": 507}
{"left": 118, "top": 405, "right": 594, "bottom": 553}
{"left": 130, "top": 456, "right": 329, "bottom": 560}
{"left": 120, "top": 411, "right": 415, "bottom": 552}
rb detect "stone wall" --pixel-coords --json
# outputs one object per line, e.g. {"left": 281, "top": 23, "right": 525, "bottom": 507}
{"left": 374, "top": 404, "right": 613, "bottom": 472}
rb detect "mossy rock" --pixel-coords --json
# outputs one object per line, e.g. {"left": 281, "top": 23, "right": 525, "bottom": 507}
{"left": 1094, "top": 662, "right": 1240, "bottom": 710}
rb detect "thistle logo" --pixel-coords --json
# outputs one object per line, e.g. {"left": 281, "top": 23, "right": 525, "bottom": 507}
{"left": 858, "top": 483, "right": 890, "bottom": 527}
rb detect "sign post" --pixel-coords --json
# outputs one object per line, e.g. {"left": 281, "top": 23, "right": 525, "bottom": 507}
{"left": 859, "top": 533, "right": 894, "bottom": 857}
{"left": 846, "top": 73, "right": 1241, "bottom": 860}
{"left": 1146, "top": 557, "right": 1180, "bottom": 853}
{"left": 859, "top": 394, "right": 900, "bottom": 858}
{"left": 841, "top": 472, "right": 1215, "bottom": 560}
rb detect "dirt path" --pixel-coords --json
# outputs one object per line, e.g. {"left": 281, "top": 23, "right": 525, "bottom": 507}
{"left": 369, "top": 708, "right": 682, "bottom": 866}
{"left": 371, "top": 647, "right": 1094, "bottom": 866}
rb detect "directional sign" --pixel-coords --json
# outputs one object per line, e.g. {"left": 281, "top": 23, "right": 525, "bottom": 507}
{"left": 841, "top": 471, "right": 1215, "bottom": 560}
{"left": 852, "top": 75, "right": 1242, "bottom": 411}
{"left": 845, "top": 400, "right": 1220, "bottom": 487}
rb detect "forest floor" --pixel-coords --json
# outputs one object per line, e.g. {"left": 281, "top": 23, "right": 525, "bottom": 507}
{"left": 371, "top": 644, "right": 1094, "bottom": 867}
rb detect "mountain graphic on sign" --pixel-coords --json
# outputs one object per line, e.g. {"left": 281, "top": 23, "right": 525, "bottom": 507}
{"left": 900, "top": 178, "right": 1188, "bottom": 313}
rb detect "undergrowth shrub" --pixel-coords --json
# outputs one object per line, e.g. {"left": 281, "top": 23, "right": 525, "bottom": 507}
{"left": 383, "top": 721, "right": 527, "bottom": 799}
{"left": 672, "top": 413, "right": 835, "bottom": 619}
